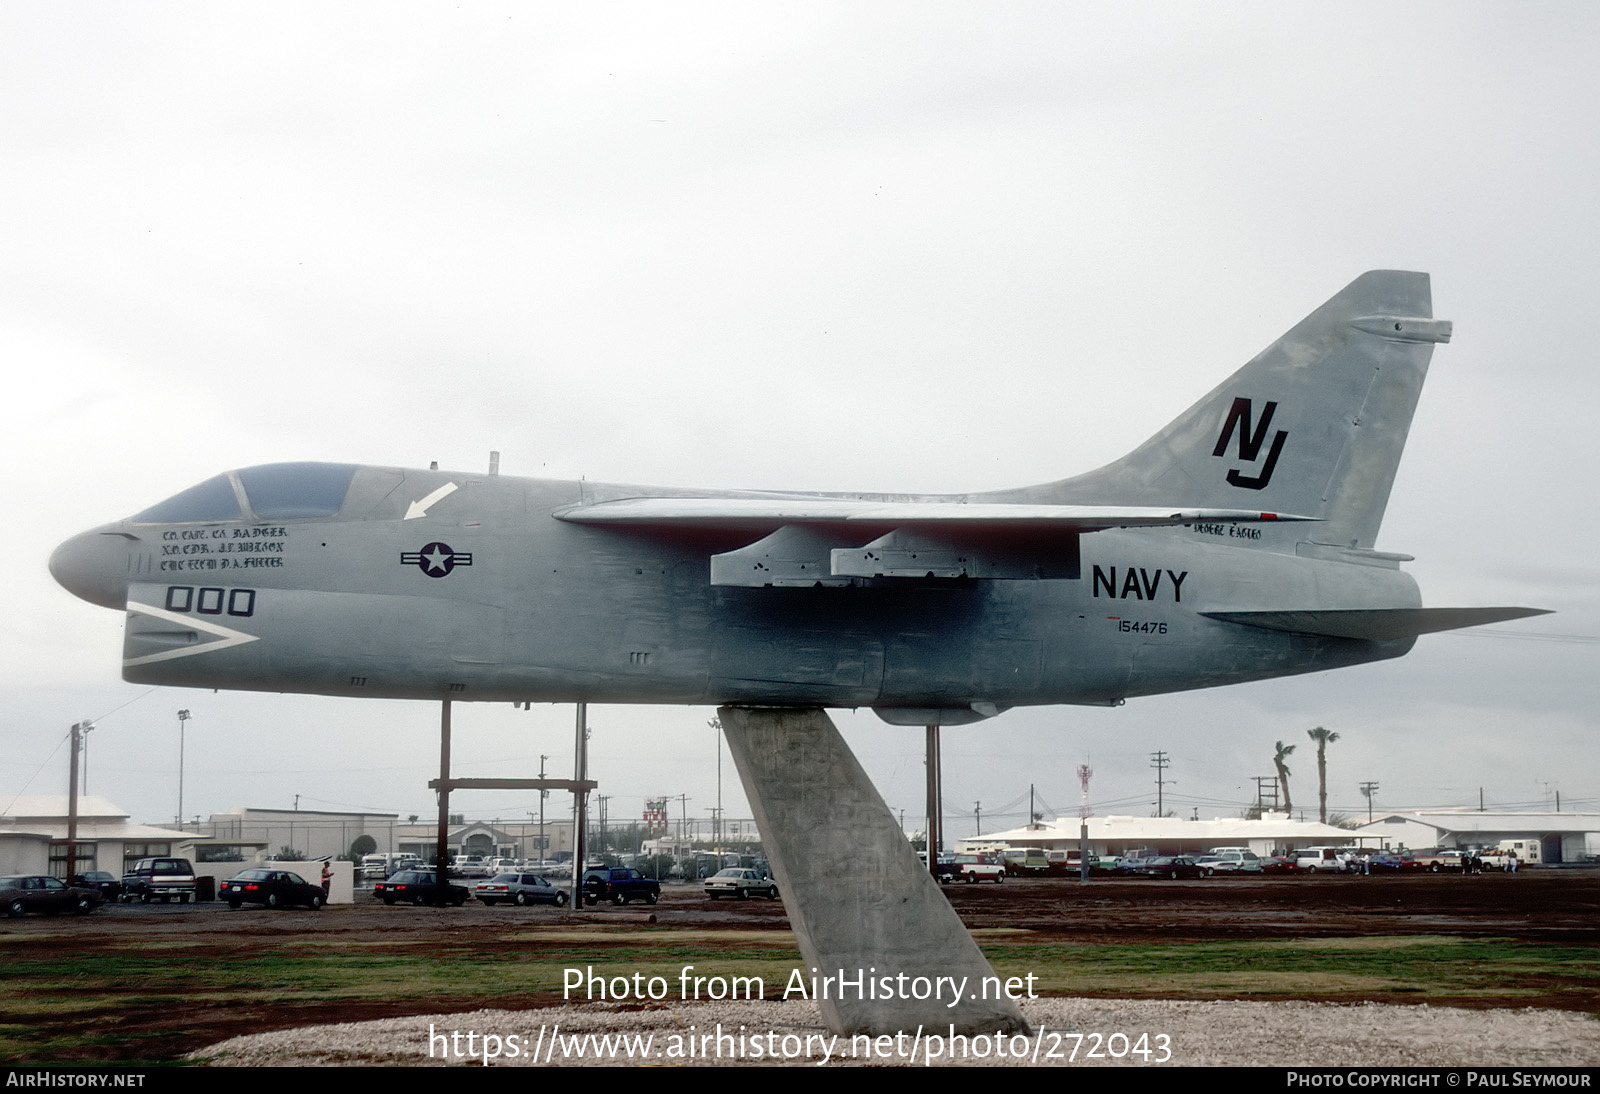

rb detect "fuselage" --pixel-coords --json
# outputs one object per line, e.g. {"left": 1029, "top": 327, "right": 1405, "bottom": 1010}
{"left": 50, "top": 461, "right": 1420, "bottom": 722}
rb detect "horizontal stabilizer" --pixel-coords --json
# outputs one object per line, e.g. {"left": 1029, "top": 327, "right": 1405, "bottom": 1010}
{"left": 1202, "top": 607, "right": 1550, "bottom": 641}
{"left": 555, "top": 497, "right": 1312, "bottom": 529}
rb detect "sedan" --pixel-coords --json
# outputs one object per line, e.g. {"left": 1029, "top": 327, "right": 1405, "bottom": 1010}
{"left": 475, "top": 872, "right": 570, "bottom": 907}
{"left": 1, "top": 875, "right": 100, "bottom": 916}
{"left": 220, "top": 869, "right": 325, "bottom": 909}
{"left": 704, "top": 868, "right": 778, "bottom": 900}
{"left": 72, "top": 871, "right": 124, "bottom": 902}
{"left": 1125, "top": 856, "right": 1211, "bottom": 879}
{"left": 374, "top": 869, "right": 470, "bottom": 906}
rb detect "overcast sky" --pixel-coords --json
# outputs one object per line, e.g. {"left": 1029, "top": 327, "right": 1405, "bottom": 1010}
{"left": 5, "top": 3, "right": 1596, "bottom": 844}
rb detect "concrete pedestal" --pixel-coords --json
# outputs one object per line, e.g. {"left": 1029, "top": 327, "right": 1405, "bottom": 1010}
{"left": 719, "top": 705, "right": 1029, "bottom": 1036}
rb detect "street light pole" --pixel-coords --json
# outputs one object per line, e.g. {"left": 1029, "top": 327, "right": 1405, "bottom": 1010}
{"left": 176, "top": 709, "right": 191, "bottom": 831}
{"left": 69, "top": 720, "right": 93, "bottom": 876}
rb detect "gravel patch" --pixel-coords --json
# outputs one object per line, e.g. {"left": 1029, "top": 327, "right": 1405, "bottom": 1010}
{"left": 193, "top": 999, "right": 1600, "bottom": 1067}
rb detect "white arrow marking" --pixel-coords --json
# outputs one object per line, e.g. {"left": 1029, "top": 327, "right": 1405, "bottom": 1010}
{"left": 405, "top": 482, "right": 459, "bottom": 520}
{"left": 123, "top": 602, "right": 260, "bottom": 667}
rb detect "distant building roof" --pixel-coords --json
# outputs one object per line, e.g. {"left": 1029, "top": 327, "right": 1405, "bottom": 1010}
{"left": 1356, "top": 811, "right": 1600, "bottom": 838}
{"left": 970, "top": 813, "right": 1354, "bottom": 846}
{"left": 1, "top": 795, "right": 128, "bottom": 823}
{"left": 220, "top": 806, "right": 399, "bottom": 820}
{"left": 0, "top": 796, "right": 189, "bottom": 842}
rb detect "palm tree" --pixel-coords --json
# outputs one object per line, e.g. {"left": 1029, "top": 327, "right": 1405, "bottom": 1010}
{"left": 1306, "top": 726, "right": 1340, "bottom": 824}
{"left": 1272, "top": 740, "right": 1296, "bottom": 814}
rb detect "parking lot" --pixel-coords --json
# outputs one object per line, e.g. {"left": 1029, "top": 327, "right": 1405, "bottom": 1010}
{"left": 20, "top": 866, "right": 1600, "bottom": 940}
{"left": 4, "top": 869, "right": 1597, "bottom": 1063}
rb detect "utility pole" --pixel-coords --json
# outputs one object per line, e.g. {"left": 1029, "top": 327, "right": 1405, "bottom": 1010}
{"left": 712, "top": 717, "right": 723, "bottom": 858}
{"left": 1150, "top": 751, "right": 1170, "bottom": 817}
{"left": 1077, "top": 764, "right": 1093, "bottom": 883}
{"left": 79, "top": 720, "right": 95, "bottom": 794}
{"left": 973, "top": 801, "right": 982, "bottom": 836}
{"left": 1253, "top": 775, "right": 1280, "bottom": 813}
{"left": 675, "top": 794, "right": 691, "bottom": 845}
{"left": 539, "top": 753, "right": 549, "bottom": 863}
{"left": 1359, "top": 781, "right": 1380, "bottom": 823}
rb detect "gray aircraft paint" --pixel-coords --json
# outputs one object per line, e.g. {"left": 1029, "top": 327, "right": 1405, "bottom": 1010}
{"left": 50, "top": 272, "right": 1542, "bottom": 724}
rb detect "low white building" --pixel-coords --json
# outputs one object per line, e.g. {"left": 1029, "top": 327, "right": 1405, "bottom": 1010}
{"left": 0, "top": 795, "right": 192, "bottom": 877}
{"left": 1353, "top": 810, "right": 1600, "bottom": 864}
{"left": 961, "top": 812, "right": 1357, "bottom": 859}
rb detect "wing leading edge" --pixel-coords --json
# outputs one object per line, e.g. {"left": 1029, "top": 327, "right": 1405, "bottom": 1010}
{"left": 553, "top": 498, "right": 1310, "bottom": 527}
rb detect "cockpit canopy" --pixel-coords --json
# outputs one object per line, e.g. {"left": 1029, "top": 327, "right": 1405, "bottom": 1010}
{"left": 130, "top": 463, "right": 359, "bottom": 523}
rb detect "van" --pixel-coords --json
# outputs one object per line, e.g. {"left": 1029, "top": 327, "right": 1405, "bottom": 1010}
{"left": 1294, "top": 847, "right": 1357, "bottom": 873}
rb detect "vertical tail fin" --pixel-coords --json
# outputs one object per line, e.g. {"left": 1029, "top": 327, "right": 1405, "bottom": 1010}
{"left": 1023, "top": 271, "right": 1449, "bottom": 550}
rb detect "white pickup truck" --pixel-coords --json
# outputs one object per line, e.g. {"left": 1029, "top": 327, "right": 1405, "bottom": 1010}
{"left": 949, "top": 853, "right": 1005, "bottom": 884}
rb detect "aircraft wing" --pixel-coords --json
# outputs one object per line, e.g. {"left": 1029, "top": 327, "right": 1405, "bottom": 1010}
{"left": 553, "top": 498, "right": 1312, "bottom": 586}
{"left": 553, "top": 498, "right": 1309, "bottom": 528}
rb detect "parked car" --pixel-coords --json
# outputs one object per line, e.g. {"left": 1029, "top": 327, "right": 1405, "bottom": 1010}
{"left": 1197, "top": 850, "right": 1263, "bottom": 874}
{"left": 373, "top": 869, "right": 470, "bottom": 906}
{"left": 949, "top": 854, "right": 1005, "bottom": 884}
{"left": 452, "top": 858, "right": 493, "bottom": 879}
{"left": 581, "top": 866, "right": 660, "bottom": 906}
{"left": 1410, "top": 849, "right": 1465, "bottom": 873}
{"left": 220, "top": 868, "right": 326, "bottom": 909}
{"left": 918, "top": 851, "right": 962, "bottom": 882}
{"left": 1044, "top": 850, "right": 1108, "bottom": 875}
{"left": 1294, "top": 847, "right": 1359, "bottom": 874}
{"left": 475, "top": 872, "right": 569, "bottom": 907}
{"left": 120, "top": 857, "right": 198, "bottom": 903}
{"left": 704, "top": 868, "right": 778, "bottom": 900}
{"left": 361, "top": 853, "right": 421, "bottom": 880}
{"left": 1, "top": 875, "right": 100, "bottom": 916}
{"left": 1000, "top": 848, "right": 1050, "bottom": 877}
{"left": 1125, "top": 856, "right": 1210, "bottom": 879}
{"left": 71, "top": 871, "right": 124, "bottom": 902}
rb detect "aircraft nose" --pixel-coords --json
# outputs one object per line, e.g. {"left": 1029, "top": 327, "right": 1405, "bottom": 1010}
{"left": 50, "top": 526, "right": 138, "bottom": 610}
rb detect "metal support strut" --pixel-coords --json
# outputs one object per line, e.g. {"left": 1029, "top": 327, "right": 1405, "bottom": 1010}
{"left": 718, "top": 705, "right": 1028, "bottom": 1036}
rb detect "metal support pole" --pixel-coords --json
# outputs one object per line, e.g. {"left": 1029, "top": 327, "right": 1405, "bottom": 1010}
{"left": 924, "top": 724, "right": 941, "bottom": 876}
{"left": 570, "top": 702, "right": 588, "bottom": 908}
{"left": 435, "top": 700, "right": 452, "bottom": 904}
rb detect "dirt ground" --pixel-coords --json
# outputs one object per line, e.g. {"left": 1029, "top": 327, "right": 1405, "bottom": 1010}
{"left": 7, "top": 870, "right": 1599, "bottom": 1065}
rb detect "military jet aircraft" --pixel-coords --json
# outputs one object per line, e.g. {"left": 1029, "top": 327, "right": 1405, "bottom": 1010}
{"left": 51, "top": 271, "right": 1542, "bottom": 724}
